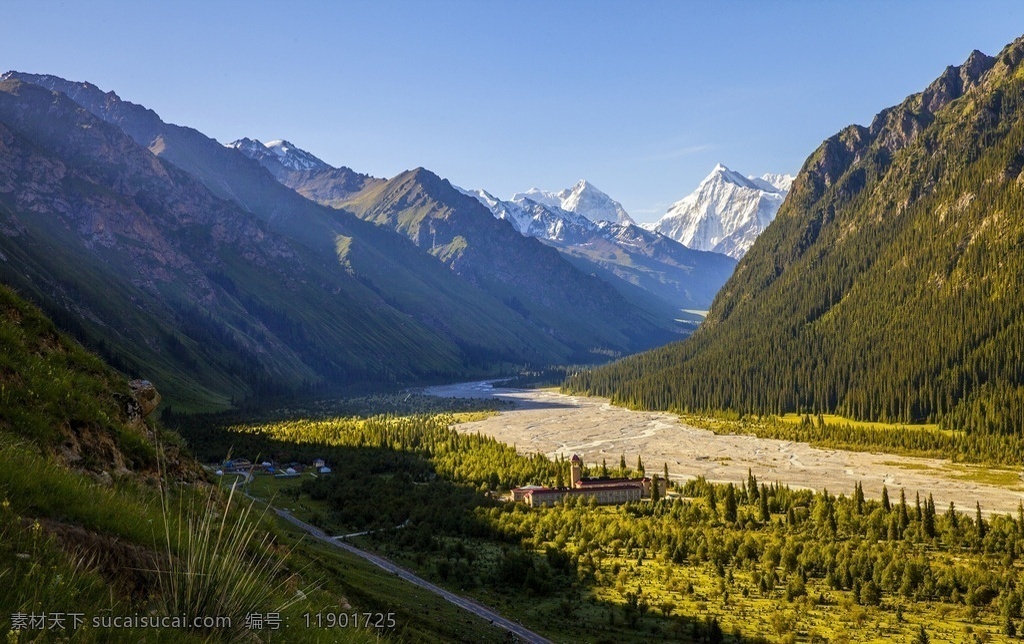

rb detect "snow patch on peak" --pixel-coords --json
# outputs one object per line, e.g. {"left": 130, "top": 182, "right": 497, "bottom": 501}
{"left": 513, "top": 187, "right": 563, "bottom": 210}
{"left": 227, "top": 138, "right": 275, "bottom": 162}
{"left": 757, "top": 172, "right": 795, "bottom": 193}
{"left": 512, "top": 180, "right": 634, "bottom": 225}
{"left": 261, "top": 139, "right": 328, "bottom": 171}
{"left": 651, "top": 164, "right": 794, "bottom": 259}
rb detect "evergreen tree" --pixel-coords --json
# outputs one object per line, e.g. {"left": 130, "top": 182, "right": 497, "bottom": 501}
{"left": 923, "top": 494, "right": 936, "bottom": 538}
{"left": 637, "top": 455, "right": 645, "bottom": 476}
{"left": 723, "top": 483, "right": 738, "bottom": 522}
{"left": 914, "top": 625, "right": 929, "bottom": 644}
{"left": 881, "top": 486, "right": 891, "bottom": 513}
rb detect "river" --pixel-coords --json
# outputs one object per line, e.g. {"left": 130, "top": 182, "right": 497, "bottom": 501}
{"left": 425, "top": 381, "right": 1024, "bottom": 515}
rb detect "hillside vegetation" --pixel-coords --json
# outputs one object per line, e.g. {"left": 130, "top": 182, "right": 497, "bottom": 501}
{"left": 567, "top": 36, "right": 1024, "bottom": 447}
{"left": 210, "top": 405, "right": 1024, "bottom": 642}
{"left": 0, "top": 284, "right": 495, "bottom": 643}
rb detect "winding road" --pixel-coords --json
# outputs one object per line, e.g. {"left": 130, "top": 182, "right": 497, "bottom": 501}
{"left": 271, "top": 506, "right": 552, "bottom": 644}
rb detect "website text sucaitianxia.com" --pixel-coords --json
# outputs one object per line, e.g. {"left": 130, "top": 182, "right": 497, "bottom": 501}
{"left": 7, "top": 611, "right": 398, "bottom": 633}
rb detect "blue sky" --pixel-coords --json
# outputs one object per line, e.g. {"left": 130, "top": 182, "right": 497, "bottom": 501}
{"left": 4, "top": 1, "right": 1024, "bottom": 221}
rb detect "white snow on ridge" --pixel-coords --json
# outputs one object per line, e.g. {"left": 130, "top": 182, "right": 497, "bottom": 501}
{"left": 227, "top": 137, "right": 328, "bottom": 172}
{"left": 512, "top": 180, "right": 635, "bottom": 226}
{"left": 263, "top": 139, "right": 328, "bottom": 171}
{"left": 650, "top": 164, "right": 794, "bottom": 259}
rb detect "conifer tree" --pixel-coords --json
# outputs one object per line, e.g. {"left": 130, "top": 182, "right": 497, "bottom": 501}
{"left": 724, "top": 484, "right": 738, "bottom": 522}
{"left": 915, "top": 624, "right": 929, "bottom": 644}
{"left": 924, "top": 494, "right": 936, "bottom": 538}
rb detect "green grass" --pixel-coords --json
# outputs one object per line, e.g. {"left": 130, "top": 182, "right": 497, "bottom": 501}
{"left": 270, "top": 516, "right": 509, "bottom": 643}
{"left": 777, "top": 413, "right": 943, "bottom": 434}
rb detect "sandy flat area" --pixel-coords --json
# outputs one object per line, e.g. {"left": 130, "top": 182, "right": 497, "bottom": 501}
{"left": 425, "top": 381, "right": 1024, "bottom": 516}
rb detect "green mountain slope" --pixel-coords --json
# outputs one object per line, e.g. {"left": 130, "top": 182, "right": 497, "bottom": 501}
{"left": 568, "top": 36, "right": 1024, "bottom": 437}
{"left": 238, "top": 139, "right": 734, "bottom": 316}
{"left": 0, "top": 283, "right": 489, "bottom": 644}
{"left": 17, "top": 69, "right": 648, "bottom": 361}
{"left": 0, "top": 78, "right": 491, "bottom": 410}
{"left": 0, "top": 74, "right": 628, "bottom": 410}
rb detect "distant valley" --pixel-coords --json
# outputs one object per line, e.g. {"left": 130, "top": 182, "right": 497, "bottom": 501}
{"left": 0, "top": 73, "right": 741, "bottom": 411}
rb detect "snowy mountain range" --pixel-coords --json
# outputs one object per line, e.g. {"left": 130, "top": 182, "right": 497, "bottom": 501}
{"left": 646, "top": 164, "right": 794, "bottom": 259}
{"left": 512, "top": 180, "right": 636, "bottom": 226}
{"left": 459, "top": 181, "right": 736, "bottom": 312}
{"left": 459, "top": 180, "right": 639, "bottom": 242}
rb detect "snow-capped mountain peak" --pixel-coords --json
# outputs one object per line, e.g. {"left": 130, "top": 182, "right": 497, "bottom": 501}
{"left": 514, "top": 187, "right": 563, "bottom": 210}
{"left": 650, "top": 164, "right": 795, "bottom": 259}
{"left": 557, "top": 179, "right": 635, "bottom": 225}
{"left": 263, "top": 139, "right": 328, "bottom": 171}
{"left": 510, "top": 180, "right": 635, "bottom": 226}
{"left": 226, "top": 137, "right": 328, "bottom": 172}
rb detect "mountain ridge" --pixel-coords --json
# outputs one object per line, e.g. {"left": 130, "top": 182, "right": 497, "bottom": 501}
{"left": 458, "top": 184, "right": 736, "bottom": 311}
{"left": 1, "top": 72, "right": 649, "bottom": 409}
{"left": 648, "top": 164, "right": 794, "bottom": 259}
{"left": 566, "top": 34, "right": 1024, "bottom": 439}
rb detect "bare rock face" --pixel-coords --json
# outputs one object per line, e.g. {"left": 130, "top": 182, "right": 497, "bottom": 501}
{"left": 128, "top": 379, "right": 161, "bottom": 418}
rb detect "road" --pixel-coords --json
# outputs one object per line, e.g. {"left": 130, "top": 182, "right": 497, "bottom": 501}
{"left": 271, "top": 506, "right": 552, "bottom": 644}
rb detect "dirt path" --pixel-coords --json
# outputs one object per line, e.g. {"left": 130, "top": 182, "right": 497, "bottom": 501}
{"left": 426, "top": 381, "right": 1024, "bottom": 516}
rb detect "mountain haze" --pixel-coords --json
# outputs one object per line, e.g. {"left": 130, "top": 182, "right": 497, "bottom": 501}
{"left": 568, "top": 36, "right": 1024, "bottom": 438}
{"left": 1, "top": 72, "right": 673, "bottom": 409}
{"left": 338, "top": 168, "right": 679, "bottom": 352}
{"left": 459, "top": 185, "right": 736, "bottom": 312}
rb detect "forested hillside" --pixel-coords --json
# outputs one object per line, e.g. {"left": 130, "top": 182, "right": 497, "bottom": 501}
{"left": 567, "top": 36, "right": 1024, "bottom": 438}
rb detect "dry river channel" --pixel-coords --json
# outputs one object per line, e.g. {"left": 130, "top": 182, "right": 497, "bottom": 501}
{"left": 424, "top": 380, "right": 1024, "bottom": 516}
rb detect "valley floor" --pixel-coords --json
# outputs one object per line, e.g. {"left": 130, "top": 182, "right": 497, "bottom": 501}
{"left": 427, "top": 382, "right": 1024, "bottom": 515}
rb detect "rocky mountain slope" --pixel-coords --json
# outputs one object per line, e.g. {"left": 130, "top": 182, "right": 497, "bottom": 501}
{"left": 458, "top": 185, "right": 736, "bottom": 312}
{"left": 0, "top": 73, "right": 614, "bottom": 409}
{"left": 647, "top": 164, "right": 793, "bottom": 259}
{"left": 567, "top": 36, "right": 1024, "bottom": 438}
{"left": 338, "top": 168, "right": 680, "bottom": 353}
{"left": 228, "top": 137, "right": 383, "bottom": 205}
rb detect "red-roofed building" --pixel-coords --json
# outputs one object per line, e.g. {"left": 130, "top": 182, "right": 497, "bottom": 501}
{"left": 512, "top": 454, "right": 665, "bottom": 507}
